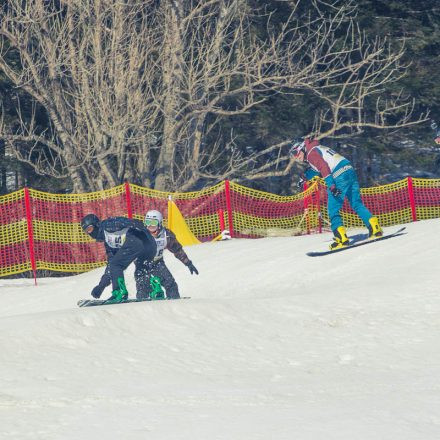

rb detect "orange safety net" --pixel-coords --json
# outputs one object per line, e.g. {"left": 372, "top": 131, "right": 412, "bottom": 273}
{"left": 29, "top": 186, "right": 128, "bottom": 273}
{"left": 1, "top": 177, "right": 439, "bottom": 277}
{"left": 129, "top": 182, "right": 226, "bottom": 241}
{"left": 228, "top": 181, "right": 320, "bottom": 237}
{"left": 0, "top": 190, "right": 31, "bottom": 276}
{"left": 316, "top": 177, "right": 416, "bottom": 229}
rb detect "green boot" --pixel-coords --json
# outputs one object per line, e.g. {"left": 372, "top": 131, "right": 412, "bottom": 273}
{"left": 149, "top": 276, "right": 165, "bottom": 300}
{"left": 108, "top": 277, "right": 129, "bottom": 303}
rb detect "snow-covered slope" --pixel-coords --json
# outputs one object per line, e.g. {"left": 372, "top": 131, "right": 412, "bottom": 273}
{"left": 1, "top": 220, "right": 439, "bottom": 440}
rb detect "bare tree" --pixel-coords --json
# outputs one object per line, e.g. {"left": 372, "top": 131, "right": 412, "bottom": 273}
{"left": 156, "top": 0, "right": 427, "bottom": 189}
{"left": 0, "top": 0, "right": 161, "bottom": 191}
{"left": 0, "top": 0, "right": 427, "bottom": 192}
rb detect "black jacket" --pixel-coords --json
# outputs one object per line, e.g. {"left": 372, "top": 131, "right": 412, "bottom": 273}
{"left": 94, "top": 217, "right": 156, "bottom": 289}
{"left": 95, "top": 217, "right": 154, "bottom": 258}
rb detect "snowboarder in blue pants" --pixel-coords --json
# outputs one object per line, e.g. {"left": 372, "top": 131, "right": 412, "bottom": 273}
{"left": 290, "top": 138, "right": 383, "bottom": 250}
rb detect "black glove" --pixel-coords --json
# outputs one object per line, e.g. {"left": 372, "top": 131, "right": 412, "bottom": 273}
{"left": 329, "top": 184, "right": 341, "bottom": 197}
{"left": 187, "top": 261, "right": 199, "bottom": 275}
{"left": 91, "top": 285, "right": 105, "bottom": 298}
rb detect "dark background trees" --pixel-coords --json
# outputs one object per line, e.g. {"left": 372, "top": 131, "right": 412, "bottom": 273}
{"left": 0, "top": 0, "right": 439, "bottom": 195}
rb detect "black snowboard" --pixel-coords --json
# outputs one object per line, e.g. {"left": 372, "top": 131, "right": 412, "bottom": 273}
{"left": 306, "top": 227, "right": 406, "bottom": 257}
{"left": 78, "top": 296, "right": 190, "bottom": 308}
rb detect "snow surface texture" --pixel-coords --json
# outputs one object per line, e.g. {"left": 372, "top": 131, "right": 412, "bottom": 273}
{"left": 1, "top": 219, "right": 439, "bottom": 440}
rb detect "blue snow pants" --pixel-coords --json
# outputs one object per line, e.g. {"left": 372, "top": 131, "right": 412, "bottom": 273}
{"left": 327, "top": 168, "right": 372, "bottom": 232}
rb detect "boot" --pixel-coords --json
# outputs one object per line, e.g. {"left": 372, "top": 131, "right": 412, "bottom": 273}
{"left": 149, "top": 276, "right": 165, "bottom": 300}
{"left": 329, "top": 226, "right": 349, "bottom": 250}
{"left": 368, "top": 216, "right": 383, "bottom": 238}
{"left": 108, "top": 277, "right": 129, "bottom": 302}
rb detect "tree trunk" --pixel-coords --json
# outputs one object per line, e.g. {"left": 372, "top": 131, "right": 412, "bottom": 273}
{"left": 0, "top": 140, "right": 6, "bottom": 194}
{"left": 155, "top": 0, "right": 184, "bottom": 191}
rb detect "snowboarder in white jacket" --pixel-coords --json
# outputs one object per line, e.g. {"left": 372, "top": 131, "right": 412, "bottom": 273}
{"left": 135, "top": 210, "right": 199, "bottom": 299}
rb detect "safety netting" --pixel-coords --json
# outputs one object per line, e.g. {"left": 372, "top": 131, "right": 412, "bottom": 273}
{"left": 28, "top": 186, "right": 128, "bottom": 274}
{"left": 129, "top": 182, "right": 227, "bottom": 242}
{"left": 318, "top": 177, "right": 416, "bottom": 229}
{"left": 228, "top": 181, "right": 320, "bottom": 238}
{"left": 0, "top": 177, "right": 439, "bottom": 277}
{"left": 0, "top": 190, "right": 30, "bottom": 276}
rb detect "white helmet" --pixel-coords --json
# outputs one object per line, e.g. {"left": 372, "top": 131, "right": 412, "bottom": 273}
{"left": 144, "top": 209, "right": 163, "bottom": 229}
{"left": 289, "top": 138, "right": 305, "bottom": 158}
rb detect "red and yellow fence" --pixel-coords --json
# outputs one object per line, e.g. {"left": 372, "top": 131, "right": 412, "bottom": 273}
{"left": 1, "top": 177, "right": 439, "bottom": 278}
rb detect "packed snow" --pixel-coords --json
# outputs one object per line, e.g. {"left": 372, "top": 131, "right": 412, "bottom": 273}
{"left": 1, "top": 219, "right": 439, "bottom": 440}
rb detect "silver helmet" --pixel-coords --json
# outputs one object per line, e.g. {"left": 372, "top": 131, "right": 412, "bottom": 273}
{"left": 289, "top": 139, "right": 306, "bottom": 158}
{"left": 144, "top": 209, "right": 163, "bottom": 229}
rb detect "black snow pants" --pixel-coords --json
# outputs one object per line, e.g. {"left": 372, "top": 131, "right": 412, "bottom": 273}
{"left": 134, "top": 259, "right": 180, "bottom": 299}
{"left": 108, "top": 231, "right": 156, "bottom": 290}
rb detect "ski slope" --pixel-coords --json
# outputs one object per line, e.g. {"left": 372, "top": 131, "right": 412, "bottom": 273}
{"left": 1, "top": 219, "right": 439, "bottom": 440}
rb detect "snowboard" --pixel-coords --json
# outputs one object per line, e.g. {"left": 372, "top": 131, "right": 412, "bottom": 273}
{"left": 306, "top": 227, "right": 406, "bottom": 257}
{"left": 78, "top": 296, "right": 190, "bottom": 308}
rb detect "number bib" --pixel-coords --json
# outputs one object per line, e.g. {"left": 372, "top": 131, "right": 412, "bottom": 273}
{"left": 104, "top": 228, "right": 129, "bottom": 249}
{"left": 153, "top": 231, "right": 168, "bottom": 261}
{"left": 310, "top": 146, "right": 345, "bottom": 172}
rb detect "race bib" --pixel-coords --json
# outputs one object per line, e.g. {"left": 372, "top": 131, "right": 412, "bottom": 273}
{"left": 104, "top": 228, "right": 129, "bottom": 249}
{"left": 153, "top": 233, "right": 167, "bottom": 261}
{"left": 316, "top": 146, "right": 345, "bottom": 171}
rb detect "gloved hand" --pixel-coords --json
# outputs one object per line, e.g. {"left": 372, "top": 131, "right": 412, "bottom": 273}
{"left": 91, "top": 284, "right": 105, "bottom": 298}
{"left": 187, "top": 261, "right": 199, "bottom": 275}
{"left": 329, "top": 184, "right": 341, "bottom": 197}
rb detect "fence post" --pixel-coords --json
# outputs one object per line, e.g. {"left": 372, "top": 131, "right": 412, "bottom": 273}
{"left": 315, "top": 182, "right": 322, "bottom": 234}
{"left": 303, "top": 182, "right": 310, "bottom": 235}
{"left": 218, "top": 209, "right": 225, "bottom": 232}
{"left": 316, "top": 183, "right": 322, "bottom": 234}
{"left": 167, "top": 195, "right": 173, "bottom": 231}
{"left": 407, "top": 176, "right": 417, "bottom": 222}
{"left": 224, "top": 180, "right": 234, "bottom": 237}
{"left": 24, "top": 188, "right": 37, "bottom": 285}
{"left": 125, "top": 181, "right": 133, "bottom": 219}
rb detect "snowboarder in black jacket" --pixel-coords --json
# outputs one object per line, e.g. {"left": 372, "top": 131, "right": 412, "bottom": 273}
{"left": 80, "top": 214, "right": 157, "bottom": 301}
{"left": 135, "top": 210, "right": 199, "bottom": 299}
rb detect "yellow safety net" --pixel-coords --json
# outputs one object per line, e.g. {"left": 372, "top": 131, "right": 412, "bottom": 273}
{"left": 1, "top": 177, "right": 439, "bottom": 277}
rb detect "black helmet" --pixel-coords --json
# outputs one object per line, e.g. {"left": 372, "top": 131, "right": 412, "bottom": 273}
{"left": 81, "top": 214, "right": 100, "bottom": 238}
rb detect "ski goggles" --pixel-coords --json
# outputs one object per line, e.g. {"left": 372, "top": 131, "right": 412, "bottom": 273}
{"left": 145, "top": 218, "right": 159, "bottom": 227}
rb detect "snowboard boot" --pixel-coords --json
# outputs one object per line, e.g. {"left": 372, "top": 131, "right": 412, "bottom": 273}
{"left": 368, "top": 216, "right": 383, "bottom": 238}
{"left": 329, "top": 226, "right": 349, "bottom": 250}
{"left": 149, "top": 276, "right": 165, "bottom": 300}
{"left": 108, "top": 277, "right": 129, "bottom": 302}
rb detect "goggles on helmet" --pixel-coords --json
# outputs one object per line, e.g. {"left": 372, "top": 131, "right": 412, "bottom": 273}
{"left": 145, "top": 218, "right": 159, "bottom": 227}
